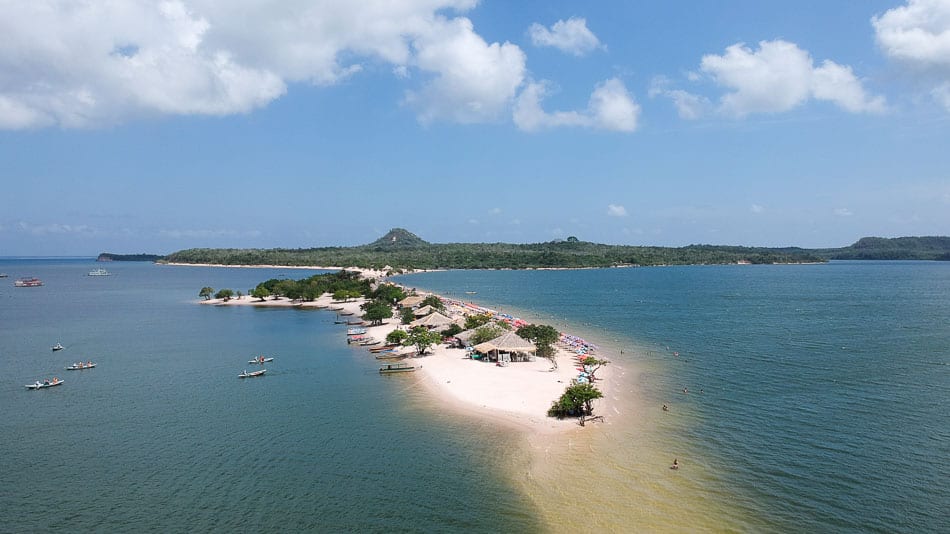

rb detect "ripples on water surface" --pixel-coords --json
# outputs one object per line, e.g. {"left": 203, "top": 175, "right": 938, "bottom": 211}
{"left": 401, "top": 262, "right": 949, "bottom": 532}
{"left": 1, "top": 260, "right": 947, "bottom": 532}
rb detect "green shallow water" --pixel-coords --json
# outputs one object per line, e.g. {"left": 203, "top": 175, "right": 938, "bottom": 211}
{"left": 2, "top": 260, "right": 948, "bottom": 532}
{"left": 0, "top": 260, "right": 540, "bottom": 532}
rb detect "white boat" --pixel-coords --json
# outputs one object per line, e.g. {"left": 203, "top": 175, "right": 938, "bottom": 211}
{"left": 51, "top": 343, "right": 64, "bottom": 351}
{"left": 66, "top": 362, "right": 96, "bottom": 370}
{"left": 88, "top": 268, "right": 111, "bottom": 276}
{"left": 247, "top": 357, "right": 274, "bottom": 364}
{"left": 26, "top": 379, "right": 64, "bottom": 389}
{"left": 238, "top": 369, "right": 266, "bottom": 378}
{"left": 14, "top": 277, "right": 43, "bottom": 287}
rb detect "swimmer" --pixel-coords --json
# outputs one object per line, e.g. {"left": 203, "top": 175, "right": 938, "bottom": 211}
{"left": 662, "top": 404, "right": 669, "bottom": 411}
{"left": 670, "top": 459, "right": 679, "bottom": 470}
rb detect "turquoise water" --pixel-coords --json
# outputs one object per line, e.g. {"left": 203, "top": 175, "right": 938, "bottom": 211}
{"left": 400, "top": 262, "right": 950, "bottom": 532}
{"left": 0, "top": 260, "right": 539, "bottom": 532}
{"left": 2, "top": 260, "right": 947, "bottom": 532}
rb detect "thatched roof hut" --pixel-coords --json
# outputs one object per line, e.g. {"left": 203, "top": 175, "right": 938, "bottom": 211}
{"left": 409, "top": 311, "right": 454, "bottom": 329}
{"left": 398, "top": 295, "right": 426, "bottom": 308}
{"left": 473, "top": 331, "right": 536, "bottom": 362}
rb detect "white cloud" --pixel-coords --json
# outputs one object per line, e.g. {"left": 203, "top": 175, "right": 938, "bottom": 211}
{"left": 515, "top": 78, "right": 639, "bottom": 132}
{"left": 873, "top": 0, "right": 950, "bottom": 110}
{"left": 649, "top": 78, "right": 711, "bottom": 119}
{"left": 528, "top": 17, "right": 603, "bottom": 56}
{"left": 607, "top": 204, "right": 628, "bottom": 217}
{"left": 873, "top": 0, "right": 950, "bottom": 69}
{"left": 406, "top": 16, "right": 526, "bottom": 124}
{"left": 489, "top": 207, "right": 502, "bottom": 215}
{"left": 468, "top": 218, "right": 479, "bottom": 224}
{"left": 751, "top": 204, "right": 765, "bottom": 214}
{"left": 700, "top": 40, "right": 885, "bottom": 116}
{"left": 0, "top": 0, "right": 527, "bottom": 129}
{"left": 834, "top": 208, "right": 854, "bottom": 217}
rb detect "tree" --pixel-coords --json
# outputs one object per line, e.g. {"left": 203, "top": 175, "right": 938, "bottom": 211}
{"left": 251, "top": 285, "right": 270, "bottom": 301}
{"left": 471, "top": 324, "right": 505, "bottom": 345}
{"left": 580, "top": 355, "right": 610, "bottom": 382}
{"left": 548, "top": 382, "right": 603, "bottom": 419}
{"left": 199, "top": 287, "right": 214, "bottom": 300}
{"left": 386, "top": 329, "right": 408, "bottom": 345}
{"left": 214, "top": 288, "right": 234, "bottom": 301}
{"left": 372, "top": 283, "right": 406, "bottom": 304}
{"left": 420, "top": 295, "right": 445, "bottom": 311}
{"left": 463, "top": 313, "right": 493, "bottom": 330}
{"left": 517, "top": 324, "right": 560, "bottom": 367}
{"left": 400, "top": 307, "right": 415, "bottom": 325}
{"left": 406, "top": 326, "right": 441, "bottom": 355}
{"left": 441, "top": 323, "right": 463, "bottom": 337}
{"left": 361, "top": 300, "right": 393, "bottom": 326}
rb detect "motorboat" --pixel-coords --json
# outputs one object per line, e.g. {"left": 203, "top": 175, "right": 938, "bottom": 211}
{"left": 238, "top": 369, "right": 266, "bottom": 378}
{"left": 346, "top": 327, "right": 367, "bottom": 335}
{"left": 66, "top": 362, "right": 96, "bottom": 370}
{"left": 51, "top": 343, "right": 64, "bottom": 351}
{"left": 88, "top": 268, "right": 111, "bottom": 276}
{"left": 14, "top": 277, "right": 43, "bottom": 287}
{"left": 26, "top": 378, "right": 64, "bottom": 389}
{"left": 247, "top": 356, "right": 274, "bottom": 364}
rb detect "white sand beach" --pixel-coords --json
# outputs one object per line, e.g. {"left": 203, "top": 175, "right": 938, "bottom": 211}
{"left": 198, "top": 269, "right": 611, "bottom": 434}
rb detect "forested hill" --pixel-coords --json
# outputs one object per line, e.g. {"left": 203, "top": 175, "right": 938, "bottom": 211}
{"left": 162, "top": 228, "right": 826, "bottom": 270}
{"left": 97, "top": 253, "right": 165, "bottom": 262}
{"left": 818, "top": 236, "right": 950, "bottom": 260}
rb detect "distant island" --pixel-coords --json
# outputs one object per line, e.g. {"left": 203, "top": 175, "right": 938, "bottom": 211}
{"left": 146, "top": 229, "right": 950, "bottom": 270}
{"left": 97, "top": 253, "right": 165, "bottom": 262}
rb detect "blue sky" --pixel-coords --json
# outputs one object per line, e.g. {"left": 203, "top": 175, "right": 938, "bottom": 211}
{"left": 1, "top": 0, "right": 949, "bottom": 255}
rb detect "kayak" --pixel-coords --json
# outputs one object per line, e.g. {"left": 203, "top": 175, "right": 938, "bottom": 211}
{"left": 26, "top": 380, "right": 64, "bottom": 389}
{"left": 247, "top": 357, "right": 274, "bottom": 364}
{"left": 66, "top": 363, "right": 96, "bottom": 370}
{"left": 238, "top": 369, "right": 266, "bottom": 378}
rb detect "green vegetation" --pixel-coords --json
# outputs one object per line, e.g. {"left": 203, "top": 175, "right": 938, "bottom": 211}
{"left": 463, "top": 313, "right": 493, "bottom": 330}
{"left": 817, "top": 236, "right": 950, "bottom": 260}
{"left": 214, "top": 288, "right": 234, "bottom": 301}
{"left": 361, "top": 300, "right": 393, "bottom": 326}
{"left": 199, "top": 287, "right": 214, "bottom": 300}
{"left": 386, "top": 329, "right": 408, "bottom": 345}
{"left": 548, "top": 382, "right": 604, "bottom": 419}
{"left": 516, "top": 323, "right": 560, "bottom": 367}
{"left": 470, "top": 324, "right": 506, "bottom": 345}
{"left": 163, "top": 230, "right": 950, "bottom": 270}
{"left": 406, "top": 326, "right": 441, "bottom": 355}
{"left": 249, "top": 270, "right": 371, "bottom": 303}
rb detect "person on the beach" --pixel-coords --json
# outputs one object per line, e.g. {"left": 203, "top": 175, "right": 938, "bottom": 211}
{"left": 671, "top": 459, "right": 679, "bottom": 470}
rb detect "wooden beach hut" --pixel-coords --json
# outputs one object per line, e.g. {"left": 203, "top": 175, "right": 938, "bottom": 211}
{"left": 412, "top": 304, "right": 438, "bottom": 317}
{"left": 409, "top": 311, "right": 454, "bottom": 329}
{"left": 473, "top": 331, "right": 537, "bottom": 363}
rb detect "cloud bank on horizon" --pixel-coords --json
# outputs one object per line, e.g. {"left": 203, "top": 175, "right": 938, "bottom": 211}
{"left": 3, "top": 0, "right": 949, "bottom": 132}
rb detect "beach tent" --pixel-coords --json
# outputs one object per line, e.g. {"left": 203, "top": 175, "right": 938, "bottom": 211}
{"left": 473, "top": 331, "right": 536, "bottom": 362}
{"left": 398, "top": 295, "right": 426, "bottom": 308}
{"left": 409, "top": 311, "right": 454, "bottom": 329}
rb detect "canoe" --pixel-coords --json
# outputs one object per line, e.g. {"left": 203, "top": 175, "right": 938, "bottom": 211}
{"left": 379, "top": 363, "right": 417, "bottom": 373}
{"left": 26, "top": 380, "right": 64, "bottom": 389}
{"left": 360, "top": 340, "right": 381, "bottom": 346}
{"left": 247, "top": 357, "right": 274, "bottom": 364}
{"left": 369, "top": 344, "right": 400, "bottom": 353}
{"left": 238, "top": 369, "right": 266, "bottom": 378}
{"left": 66, "top": 363, "right": 96, "bottom": 370}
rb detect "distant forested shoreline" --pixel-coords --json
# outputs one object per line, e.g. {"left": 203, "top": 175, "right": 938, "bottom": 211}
{"left": 140, "top": 230, "right": 950, "bottom": 270}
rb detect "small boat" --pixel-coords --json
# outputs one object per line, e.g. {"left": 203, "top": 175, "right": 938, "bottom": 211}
{"left": 248, "top": 356, "right": 274, "bottom": 364}
{"left": 375, "top": 351, "right": 407, "bottom": 360}
{"left": 360, "top": 340, "right": 381, "bottom": 346}
{"left": 88, "top": 268, "right": 111, "bottom": 276}
{"left": 379, "top": 362, "right": 417, "bottom": 373}
{"left": 238, "top": 369, "right": 266, "bottom": 378}
{"left": 51, "top": 343, "right": 64, "bottom": 351}
{"left": 26, "top": 378, "right": 64, "bottom": 389}
{"left": 346, "top": 320, "right": 364, "bottom": 325}
{"left": 14, "top": 277, "right": 43, "bottom": 287}
{"left": 339, "top": 311, "right": 355, "bottom": 316}
{"left": 329, "top": 306, "right": 344, "bottom": 311}
{"left": 369, "top": 344, "right": 400, "bottom": 352}
{"left": 0, "top": 273, "right": 8, "bottom": 278}
{"left": 347, "top": 336, "right": 366, "bottom": 344}
{"left": 333, "top": 319, "right": 348, "bottom": 324}
{"left": 66, "top": 362, "right": 96, "bottom": 370}
{"left": 465, "top": 291, "right": 477, "bottom": 294}
{"left": 347, "top": 327, "right": 368, "bottom": 335}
